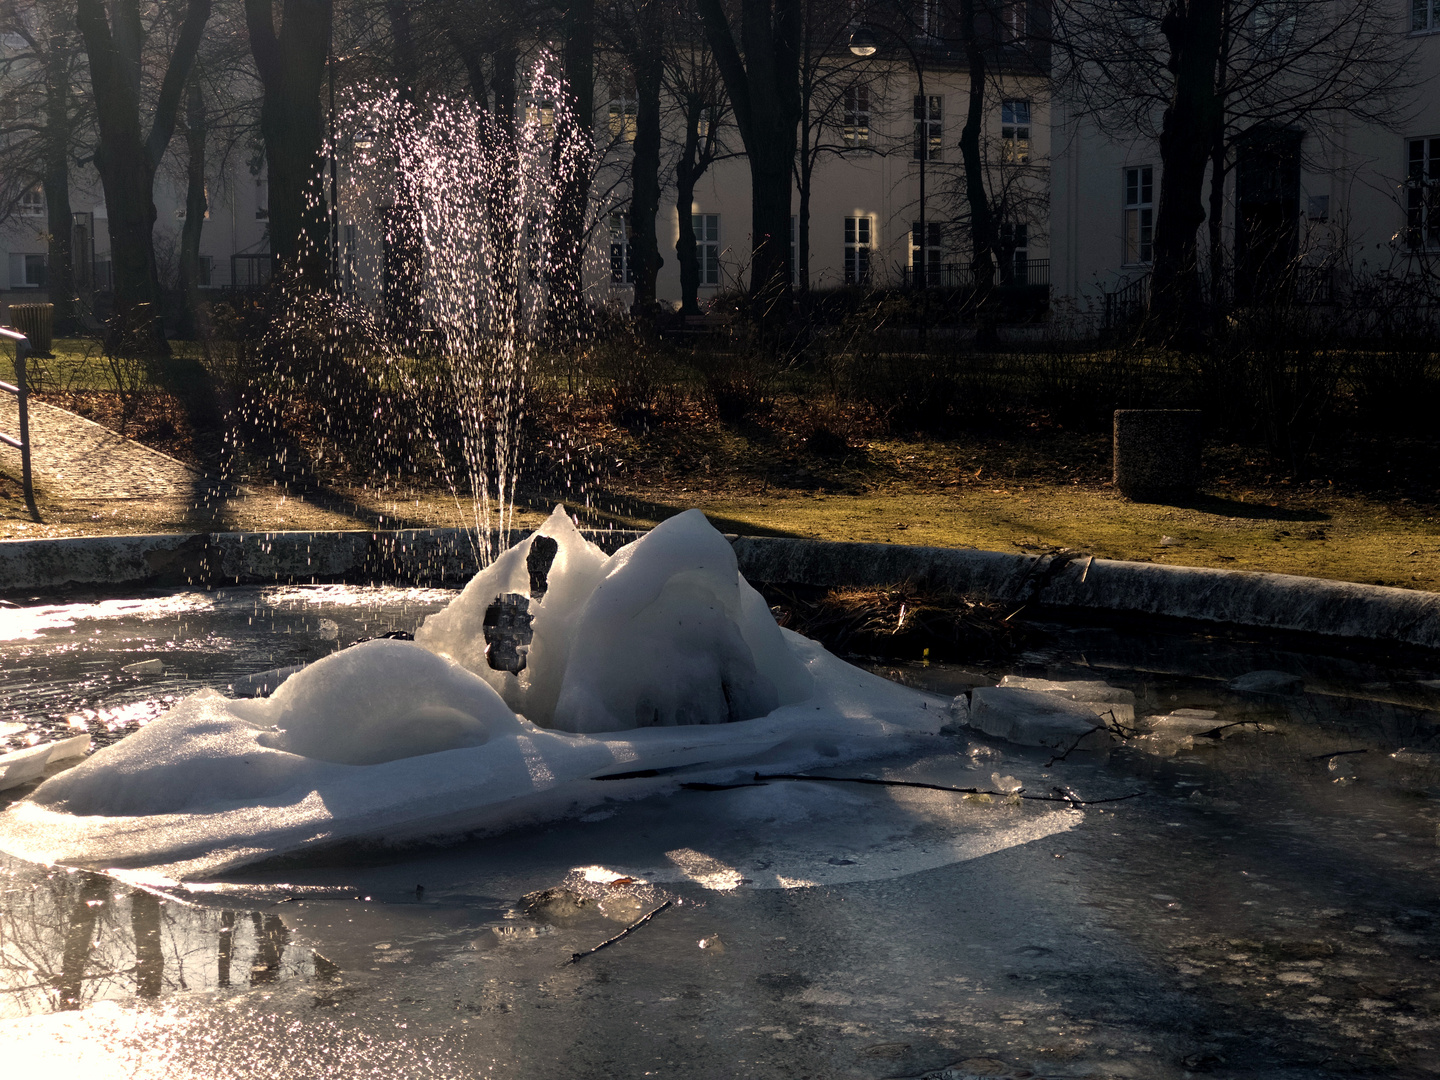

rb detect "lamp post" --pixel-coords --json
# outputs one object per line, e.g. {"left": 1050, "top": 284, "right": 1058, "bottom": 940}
{"left": 850, "top": 24, "right": 928, "bottom": 290}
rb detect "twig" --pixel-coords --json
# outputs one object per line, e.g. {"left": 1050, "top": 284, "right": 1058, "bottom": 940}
{"left": 682, "top": 773, "right": 1144, "bottom": 807}
{"left": 564, "top": 900, "right": 673, "bottom": 965}
{"left": 1044, "top": 723, "right": 1106, "bottom": 767}
{"left": 1311, "top": 748, "right": 1369, "bottom": 761}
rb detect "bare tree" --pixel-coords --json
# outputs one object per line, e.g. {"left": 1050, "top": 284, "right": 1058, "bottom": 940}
{"left": 664, "top": 24, "right": 733, "bottom": 314}
{"left": 243, "top": 0, "right": 331, "bottom": 284}
{"left": 1051, "top": 0, "right": 1422, "bottom": 330}
{"left": 0, "top": 0, "right": 91, "bottom": 333}
{"left": 76, "top": 0, "right": 212, "bottom": 355}
{"left": 697, "top": 0, "right": 802, "bottom": 324}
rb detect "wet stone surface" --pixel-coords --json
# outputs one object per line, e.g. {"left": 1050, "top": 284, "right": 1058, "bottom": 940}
{"left": 2, "top": 591, "right": 1440, "bottom": 1077}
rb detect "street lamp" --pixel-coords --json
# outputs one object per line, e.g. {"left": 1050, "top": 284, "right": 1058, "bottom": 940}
{"left": 850, "top": 25, "right": 929, "bottom": 290}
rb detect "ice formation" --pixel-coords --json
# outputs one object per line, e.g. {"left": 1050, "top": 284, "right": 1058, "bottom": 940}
{"left": 0, "top": 509, "right": 945, "bottom": 877}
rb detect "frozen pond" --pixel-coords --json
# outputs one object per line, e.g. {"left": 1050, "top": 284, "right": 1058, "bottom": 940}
{"left": 3, "top": 584, "right": 1440, "bottom": 1078}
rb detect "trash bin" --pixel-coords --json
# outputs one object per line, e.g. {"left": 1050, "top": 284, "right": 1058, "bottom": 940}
{"left": 7, "top": 303, "right": 53, "bottom": 356}
{"left": 1113, "top": 409, "right": 1203, "bottom": 501}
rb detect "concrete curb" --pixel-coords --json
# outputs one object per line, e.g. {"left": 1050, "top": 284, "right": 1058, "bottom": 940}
{"left": 4, "top": 528, "right": 1440, "bottom": 651}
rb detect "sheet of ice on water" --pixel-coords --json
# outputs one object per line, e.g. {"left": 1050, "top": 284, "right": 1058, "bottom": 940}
{"left": 0, "top": 508, "right": 1070, "bottom": 879}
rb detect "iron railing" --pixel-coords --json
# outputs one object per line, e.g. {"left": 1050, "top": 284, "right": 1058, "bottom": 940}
{"left": 0, "top": 326, "right": 38, "bottom": 521}
{"left": 902, "top": 258, "right": 1050, "bottom": 289}
{"left": 1103, "top": 274, "right": 1150, "bottom": 330}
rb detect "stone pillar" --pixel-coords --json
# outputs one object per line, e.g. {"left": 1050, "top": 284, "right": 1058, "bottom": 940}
{"left": 1113, "top": 409, "right": 1203, "bottom": 501}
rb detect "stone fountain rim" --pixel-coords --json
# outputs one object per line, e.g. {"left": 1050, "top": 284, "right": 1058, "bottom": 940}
{"left": 2, "top": 527, "right": 1438, "bottom": 652}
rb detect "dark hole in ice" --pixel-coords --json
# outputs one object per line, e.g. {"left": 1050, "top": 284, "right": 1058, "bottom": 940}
{"left": 527, "top": 535, "right": 559, "bottom": 600}
{"left": 483, "top": 593, "right": 534, "bottom": 673}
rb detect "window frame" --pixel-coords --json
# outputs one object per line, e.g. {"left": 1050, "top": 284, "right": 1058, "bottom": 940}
{"left": 8, "top": 252, "right": 46, "bottom": 288}
{"left": 1406, "top": 136, "right": 1440, "bottom": 251}
{"left": 609, "top": 212, "right": 636, "bottom": 284}
{"left": 913, "top": 95, "right": 943, "bottom": 162}
{"left": 1412, "top": 0, "right": 1439, "bottom": 34}
{"left": 1122, "top": 165, "right": 1155, "bottom": 267}
{"left": 844, "top": 215, "right": 873, "bottom": 285}
{"left": 693, "top": 213, "right": 721, "bottom": 287}
{"left": 842, "top": 84, "right": 870, "bottom": 148}
{"left": 910, "top": 220, "right": 943, "bottom": 283}
{"left": 18, "top": 187, "right": 44, "bottom": 217}
{"left": 1001, "top": 100, "right": 1032, "bottom": 164}
{"left": 607, "top": 94, "right": 637, "bottom": 143}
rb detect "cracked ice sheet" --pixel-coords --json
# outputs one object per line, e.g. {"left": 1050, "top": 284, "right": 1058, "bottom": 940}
{"left": 0, "top": 636, "right": 962, "bottom": 879}
{"left": 568, "top": 789, "right": 1078, "bottom": 891}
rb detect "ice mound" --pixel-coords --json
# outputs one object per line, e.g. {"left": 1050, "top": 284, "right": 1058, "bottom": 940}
{"left": 417, "top": 507, "right": 811, "bottom": 730}
{"left": 0, "top": 508, "right": 942, "bottom": 877}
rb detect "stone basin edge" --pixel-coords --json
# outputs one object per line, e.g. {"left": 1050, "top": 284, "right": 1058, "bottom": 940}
{"left": 2, "top": 529, "right": 1438, "bottom": 650}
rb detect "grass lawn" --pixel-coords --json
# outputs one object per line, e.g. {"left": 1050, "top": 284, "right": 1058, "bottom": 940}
{"left": 3, "top": 337, "right": 1438, "bottom": 592}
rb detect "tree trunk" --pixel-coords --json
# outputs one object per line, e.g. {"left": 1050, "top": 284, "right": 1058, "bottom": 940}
{"left": 245, "top": 0, "right": 332, "bottom": 283}
{"left": 629, "top": 44, "right": 665, "bottom": 316}
{"left": 697, "top": 0, "right": 800, "bottom": 326}
{"left": 1151, "top": 0, "right": 1224, "bottom": 334}
{"left": 77, "top": 0, "right": 214, "bottom": 355}
{"left": 41, "top": 40, "right": 76, "bottom": 335}
{"left": 959, "top": 0, "right": 996, "bottom": 292}
{"left": 675, "top": 96, "right": 703, "bottom": 316}
{"left": 178, "top": 78, "right": 208, "bottom": 338}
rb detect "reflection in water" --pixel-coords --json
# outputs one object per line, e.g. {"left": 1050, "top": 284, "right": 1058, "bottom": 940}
{"left": 57, "top": 873, "right": 109, "bottom": 1010}
{"left": 248, "top": 912, "right": 289, "bottom": 986}
{"left": 131, "top": 891, "right": 163, "bottom": 998}
{"left": 0, "top": 859, "right": 314, "bottom": 1018}
{"left": 217, "top": 910, "right": 234, "bottom": 989}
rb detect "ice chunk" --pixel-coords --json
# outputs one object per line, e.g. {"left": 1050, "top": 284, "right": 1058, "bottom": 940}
{"left": 967, "top": 687, "right": 1111, "bottom": 750}
{"left": 122, "top": 658, "right": 165, "bottom": 675}
{"left": 0, "top": 735, "right": 90, "bottom": 792}
{"left": 991, "top": 772, "right": 1022, "bottom": 793}
{"left": 1228, "top": 670, "right": 1304, "bottom": 695}
{"left": 998, "top": 675, "right": 1135, "bottom": 706}
{"left": 236, "top": 640, "right": 520, "bottom": 766}
{"left": 1145, "top": 709, "right": 1220, "bottom": 736}
{"left": 230, "top": 664, "right": 305, "bottom": 698}
{"left": 416, "top": 504, "right": 609, "bottom": 723}
{"left": 551, "top": 510, "right": 812, "bottom": 733}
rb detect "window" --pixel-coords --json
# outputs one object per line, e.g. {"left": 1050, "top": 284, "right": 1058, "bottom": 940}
{"left": 1406, "top": 137, "right": 1440, "bottom": 250}
{"left": 920, "top": 0, "right": 942, "bottom": 37}
{"left": 524, "top": 99, "right": 555, "bottom": 137}
{"left": 911, "top": 221, "right": 943, "bottom": 285}
{"left": 1253, "top": 0, "right": 1297, "bottom": 55}
{"left": 1123, "top": 165, "right": 1154, "bottom": 265}
{"left": 693, "top": 213, "right": 720, "bottom": 286}
{"left": 844, "top": 216, "right": 872, "bottom": 285}
{"left": 18, "top": 186, "right": 43, "bottom": 217}
{"left": 1306, "top": 195, "right": 1330, "bottom": 223}
{"left": 843, "top": 85, "right": 870, "bottom": 147}
{"left": 914, "top": 95, "right": 942, "bottom": 162}
{"left": 1001, "top": 101, "right": 1031, "bottom": 164}
{"left": 1001, "top": 221, "right": 1029, "bottom": 282}
{"left": 1412, "top": 0, "right": 1438, "bottom": 33}
{"left": 999, "top": 0, "right": 1027, "bottom": 43}
{"left": 609, "top": 213, "right": 635, "bottom": 283}
{"left": 8, "top": 252, "right": 46, "bottom": 288}
{"left": 607, "top": 95, "right": 636, "bottom": 143}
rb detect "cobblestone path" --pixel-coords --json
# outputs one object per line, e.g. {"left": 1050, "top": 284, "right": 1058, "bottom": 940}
{"left": 0, "top": 394, "right": 209, "bottom": 500}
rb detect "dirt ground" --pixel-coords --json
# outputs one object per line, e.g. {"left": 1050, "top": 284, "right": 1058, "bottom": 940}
{"left": 3, "top": 387, "right": 1438, "bottom": 592}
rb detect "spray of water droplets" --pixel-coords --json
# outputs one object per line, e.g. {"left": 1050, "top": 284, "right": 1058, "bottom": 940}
{"left": 311, "top": 57, "right": 592, "bottom": 564}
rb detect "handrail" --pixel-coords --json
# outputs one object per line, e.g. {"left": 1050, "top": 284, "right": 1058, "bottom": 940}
{"left": 0, "top": 325, "right": 39, "bottom": 522}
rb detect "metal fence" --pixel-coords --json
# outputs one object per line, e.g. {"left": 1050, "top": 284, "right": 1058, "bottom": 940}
{"left": 0, "top": 326, "right": 38, "bottom": 521}
{"left": 901, "top": 258, "right": 1050, "bottom": 290}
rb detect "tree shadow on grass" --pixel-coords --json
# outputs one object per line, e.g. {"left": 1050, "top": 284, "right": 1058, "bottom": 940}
{"left": 1145, "top": 491, "right": 1331, "bottom": 523}
{"left": 534, "top": 487, "right": 812, "bottom": 540}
